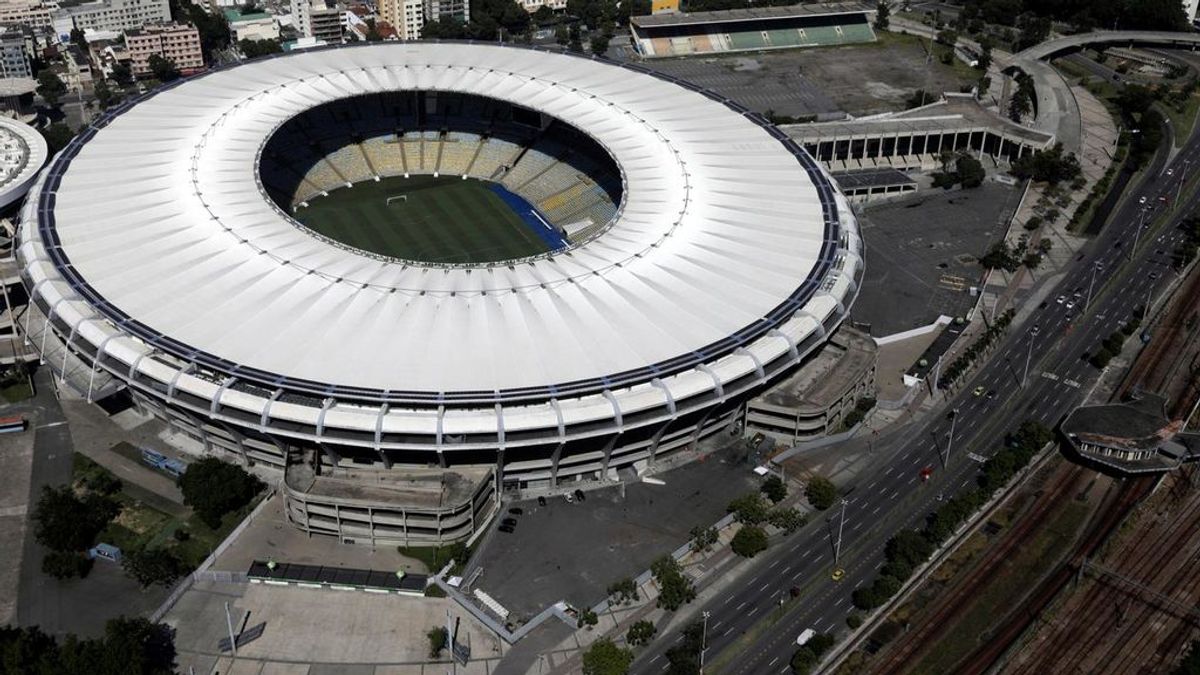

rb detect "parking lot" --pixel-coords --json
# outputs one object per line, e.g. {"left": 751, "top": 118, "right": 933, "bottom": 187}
{"left": 466, "top": 444, "right": 761, "bottom": 620}
{"left": 641, "top": 33, "right": 976, "bottom": 118}
{"left": 851, "top": 182, "right": 1022, "bottom": 336}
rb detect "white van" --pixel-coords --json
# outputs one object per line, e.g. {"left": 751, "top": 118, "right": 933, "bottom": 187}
{"left": 796, "top": 628, "right": 816, "bottom": 646}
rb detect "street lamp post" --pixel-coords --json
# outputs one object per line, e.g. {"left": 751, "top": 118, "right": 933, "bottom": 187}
{"left": 1176, "top": 160, "right": 1191, "bottom": 209}
{"left": 700, "top": 611, "right": 711, "bottom": 673}
{"left": 1022, "top": 332, "right": 1036, "bottom": 388}
{"left": 1130, "top": 207, "right": 1147, "bottom": 260}
{"left": 1085, "top": 261, "right": 1102, "bottom": 311}
{"left": 946, "top": 408, "right": 960, "bottom": 465}
{"left": 834, "top": 499, "right": 848, "bottom": 564}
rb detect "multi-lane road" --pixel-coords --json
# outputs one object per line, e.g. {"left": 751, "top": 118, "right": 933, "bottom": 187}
{"left": 630, "top": 121, "right": 1200, "bottom": 675}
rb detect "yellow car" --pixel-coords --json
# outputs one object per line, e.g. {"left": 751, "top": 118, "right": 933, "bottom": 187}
{"left": 831, "top": 568, "right": 845, "bottom": 582}
{"left": 973, "top": 386, "right": 985, "bottom": 397}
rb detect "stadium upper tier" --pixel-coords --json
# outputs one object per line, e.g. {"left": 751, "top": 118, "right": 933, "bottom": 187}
{"left": 19, "top": 43, "right": 861, "bottom": 484}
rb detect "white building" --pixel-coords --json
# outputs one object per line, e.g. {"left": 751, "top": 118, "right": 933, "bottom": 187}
{"left": 224, "top": 7, "right": 279, "bottom": 42}
{"left": 1186, "top": 0, "right": 1200, "bottom": 25}
{"left": 52, "top": 0, "right": 170, "bottom": 37}
{"left": 290, "top": 0, "right": 341, "bottom": 41}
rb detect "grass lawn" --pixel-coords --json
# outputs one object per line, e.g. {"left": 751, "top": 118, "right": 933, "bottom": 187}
{"left": 398, "top": 542, "right": 472, "bottom": 576}
{"left": 73, "top": 453, "right": 256, "bottom": 570}
{"left": 294, "top": 175, "right": 550, "bottom": 264}
{"left": 906, "top": 498, "right": 1092, "bottom": 675}
{"left": 0, "top": 380, "right": 32, "bottom": 403}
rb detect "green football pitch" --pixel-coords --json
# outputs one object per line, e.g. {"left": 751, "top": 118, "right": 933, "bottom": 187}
{"left": 293, "top": 175, "right": 551, "bottom": 264}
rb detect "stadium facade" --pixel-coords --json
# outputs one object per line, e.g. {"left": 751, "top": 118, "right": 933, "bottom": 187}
{"left": 18, "top": 43, "right": 861, "bottom": 530}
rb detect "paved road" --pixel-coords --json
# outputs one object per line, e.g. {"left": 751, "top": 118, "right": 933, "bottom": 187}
{"left": 630, "top": 124, "right": 1200, "bottom": 675}
{"left": 13, "top": 369, "right": 77, "bottom": 633}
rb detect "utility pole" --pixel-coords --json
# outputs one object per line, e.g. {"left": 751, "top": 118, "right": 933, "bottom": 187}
{"left": 700, "top": 611, "right": 711, "bottom": 674}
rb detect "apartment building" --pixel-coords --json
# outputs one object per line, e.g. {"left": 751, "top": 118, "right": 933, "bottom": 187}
{"left": 125, "top": 21, "right": 202, "bottom": 76}
{"left": 0, "top": 27, "right": 29, "bottom": 78}
{"left": 52, "top": 0, "right": 170, "bottom": 35}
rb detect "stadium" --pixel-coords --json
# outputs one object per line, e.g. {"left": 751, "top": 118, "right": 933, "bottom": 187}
{"left": 18, "top": 43, "right": 861, "bottom": 538}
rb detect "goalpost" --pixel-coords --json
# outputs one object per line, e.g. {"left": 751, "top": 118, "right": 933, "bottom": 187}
{"left": 385, "top": 194, "right": 409, "bottom": 206}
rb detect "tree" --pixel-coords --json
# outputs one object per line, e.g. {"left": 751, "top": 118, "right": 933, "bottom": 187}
{"left": 238, "top": 38, "right": 283, "bottom": 57}
{"left": 42, "top": 550, "right": 94, "bottom": 579}
{"left": 147, "top": 54, "right": 181, "bottom": 83}
{"left": 122, "top": 547, "right": 185, "bottom": 587}
{"left": 426, "top": 626, "right": 447, "bottom": 658}
{"left": 651, "top": 555, "right": 696, "bottom": 611}
{"left": 976, "top": 40, "right": 992, "bottom": 71}
{"left": 627, "top": 620, "right": 657, "bottom": 646}
{"left": 905, "top": 89, "right": 934, "bottom": 109}
{"left": 768, "top": 507, "right": 807, "bottom": 534}
{"left": 40, "top": 123, "right": 75, "bottom": 155}
{"left": 728, "top": 492, "right": 770, "bottom": 524}
{"left": 885, "top": 529, "right": 934, "bottom": 568}
{"left": 533, "top": 5, "right": 553, "bottom": 23}
{"left": 790, "top": 632, "right": 835, "bottom": 674}
{"left": 70, "top": 28, "right": 88, "bottom": 53}
{"left": 761, "top": 475, "right": 787, "bottom": 503}
{"left": 170, "top": 0, "right": 230, "bottom": 58}
{"left": 36, "top": 70, "right": 67, "bottom": 106}
{"left": 607, "top": 576, "right": 639, "bottom": 605}
{"left": 1010, "top": 143, "right": 1080, "bottom": 185}
{"left": 176, "top": 457, "right": 264, "bottom": 529}
{"left": 582, "top": 638, "right": 634, "bottom": 675}
{"left": 805, "top": 476, "right": 838, "bottom": 510}
{"left": 577, "top": 607, "right": 599, "bottom": 628}
{"left": 111, "top": 62, "right": 134, "bottom": 87}
{"left": 979, "top": 241, "right": 1021, "bottom": 272}
{"left": 873, "top": 0, "right": 890, "bottom": 30}
{"left": 0, "top": 618, "right": 176, "bottom": 674}
{"left": 957, "top": 155, "right": 985, "bottom": 188}
{"left": 730, "top": 525, "right": 769, "bottom": 558}
{"left": 568, "top": 24, "right": 584, "bottom": 52}
{"left": 589, "top": 31, "right": 611, "bottom": 56}
{"left": 94, "top": 78, "right": 122, "bottom": 110}
{"left": 689, "top": 525, "right": 719, "bottom": 553}
{"left": 33, "top": 485, "right": 118, "bottom": 553}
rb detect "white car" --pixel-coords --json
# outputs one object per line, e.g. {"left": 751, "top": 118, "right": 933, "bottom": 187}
{"left": 1065, "top": 300, "right": 1076, "bottom": 309}
{"left": 1139, "top": 196, "right": 1148, "bottom": 205}
{"left": 796, "top": 628, "right": 816, "bottom": 646}
{"left": 1055, "top": 295, "right": 1066, "bottom": 304}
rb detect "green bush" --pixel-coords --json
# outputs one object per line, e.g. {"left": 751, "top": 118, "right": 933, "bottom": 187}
{"left": 582, "top": 638, "right": 634, "bottom": 675}
{"left": 626, "top": 619, "right": 657, "bottom": 646}
{"left": 728, "top": 492, "right": 770, "bottom": 524}
{"left": 761, "top": 475, "right": 788, "bottom": 503}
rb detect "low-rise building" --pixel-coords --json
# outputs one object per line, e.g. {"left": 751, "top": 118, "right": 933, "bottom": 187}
{"left": 1061, "top": 394, "right": 1200, "bottom": 474}
{"left": 745, "top": 325, "right": 878, "bottom": 444}
{"left": 52, "top": 0, "right": 171, "bottom": 36}
{"left": 518, "top": 0, "right": 565, "bottom": 12}
{"left": 126, "top": 21, "right": 203, "bottom": 76}
{"left": 224, "top": 7, "right": 279, "bottom": 42}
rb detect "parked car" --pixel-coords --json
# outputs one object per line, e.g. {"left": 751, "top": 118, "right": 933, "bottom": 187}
{"left": 574, "top": 489, "right": 586, "bottom": 502}
{"left": 537, "top": 496, "right": 547, "bottom": 507}
{"left": 498, "top": 525, "right": 515, "bottom": 533}
{"left": 508, "top": 507, "right": 524, "bottom": 516}
{"left": 502, "top": 518, "right": 518, "bottom": 527}
{"left": 565, "top": 492, "right": 575, "bottom": 503}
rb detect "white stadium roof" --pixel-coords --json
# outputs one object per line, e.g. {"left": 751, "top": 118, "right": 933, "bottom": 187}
{"left": 23, "top": 43, "right": 859, "bottom": 413}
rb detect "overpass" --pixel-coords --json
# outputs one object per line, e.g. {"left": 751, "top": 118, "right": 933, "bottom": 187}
{"left": 1013, "top": 30, "right": 1200, "bottom": 62}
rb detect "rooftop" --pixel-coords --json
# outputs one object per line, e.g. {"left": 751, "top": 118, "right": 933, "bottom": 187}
{"left": 287, "top": 462, "right": 491, "bottom": 509}
{"left": 784, "top": 95, "right": 1055, "bottom": 146}
{"left": 632, "top": 1, "right": 872, "bottom": 28}
{"left": 223, "top": 8, "right": 273, "bottom": 22}
{"left": 752, "top": 325, "right": 876, "bottom": 412}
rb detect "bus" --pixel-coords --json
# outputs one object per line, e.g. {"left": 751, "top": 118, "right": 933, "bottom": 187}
{"left": 0, "top": 415, "right": 25, "bottom": 433}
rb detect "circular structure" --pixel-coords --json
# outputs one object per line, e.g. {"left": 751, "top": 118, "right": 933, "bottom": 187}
{"left": 19, "top": 43, "right": 862, "bottom": 494}
{"left": 0, "top": 115, "right": 47, "bottom": 209}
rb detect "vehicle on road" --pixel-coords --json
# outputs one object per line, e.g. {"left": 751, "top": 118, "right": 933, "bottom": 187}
{"left": 986, "top": 389, "right": 997, "bottom": 400}
{"left": 1031, "top": 324, "right": 1040, "bottom": 336}
{"left": 1139, "top": 195, "right": 1148, "bottom": 205}
{"left": 1065, "top": 299, "right": 1076, "bottom": 310}
{"left": 1168, "top": 167, "right": 1175, "bottom": 176}
{"left": 789, "top": 586, "right": 801, "bottom": 598}
{"left": 973, "top": 386, "right": 985, "bottom": 397}
{"left": 1056, "top": 295, "right": 1066, "bottom": 304}
{"left": 831, "top": 568, "right": 845, "bottom": 582}
{"left": 1149, "top": 272, "right": 1159, "bottom": 280}
{"left": 796, "top": 629, "right": 817, "bottom": 646}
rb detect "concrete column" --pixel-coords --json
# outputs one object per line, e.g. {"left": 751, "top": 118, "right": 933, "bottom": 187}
{"left": 647, "top": 421, "right": 672, "bottom": 464}
{"left": 549, "top": 442, "right": 564, "bottom": 487}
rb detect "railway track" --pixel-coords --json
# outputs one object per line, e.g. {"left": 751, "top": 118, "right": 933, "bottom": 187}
{"left": 866, "top": 463, "right": 1089, "bottom": 675}
{"left": 1117, "top": 263, "right": 1200, "bottom": 414}
{"left": 1002, "top": 475, "right": 1200, "bottom": 675}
